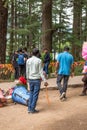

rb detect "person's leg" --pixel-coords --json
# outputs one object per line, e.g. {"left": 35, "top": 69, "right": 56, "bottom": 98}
{"left": 20, "top": 65, "right": 25, "bottom": 76}
{"left": 57, "top": 75, "right": 63, "bottom": 95}
{"left": 80, "top": 83, "right": 87, "bottom": 96}
{"left": 16, "top": 66, "right": 19, "bottom": 79}
{"left": 61, "top": 75, "right": 69, "bottom": 99}
{"left": 46, "top": 62, "right": 50, "bottom": 74}
{"left": 43, "top": 62, "right": 49, "bottom": 74}
{"left": 15, "top": 67, "right": 19, "bottom": 79}
{"left": 28, "top": 80, "right": 34, "bottom": 112}
{"left": 63, "top": 75, "right": 69, "bottom": 93}
{"left": 30, "top": 79, "right": 41, "bottom": 112}
{"left": 18, "top": 65, "right": 21, "bottom": 77}
{"left": 43, "top": 63, "right": 46, "bottom": 74}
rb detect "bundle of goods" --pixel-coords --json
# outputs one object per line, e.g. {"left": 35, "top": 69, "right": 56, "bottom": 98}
{"left": 16, "top": 76, "right": 28, "bottom": 89}
{"left": 5, "top": 88, "right": 14, "bottom": 104}
{"left": 12, "top": 76, "right": 30, "bottom": 105}
{"left": 0, "top": 88, "right": 7, "bottom": 107}
{"left": 0, "top": 76, "right": 30, "bottom": 107}
{"left": 12, "top": 86, "right": 30, "bottom": 105}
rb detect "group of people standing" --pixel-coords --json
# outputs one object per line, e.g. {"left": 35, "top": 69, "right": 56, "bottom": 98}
{"left": 12, "top": 48, "right": 51, "bottom": 80}
{"left": 11, "top": 46, "right": 87, "bottom": 114}
{"left": 12, "top": 47, "right": 29, "bottom": 79}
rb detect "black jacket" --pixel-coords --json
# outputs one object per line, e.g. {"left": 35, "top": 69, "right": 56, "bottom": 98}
{"left": 44, "top": 53, "right": 50, "bottom": 63}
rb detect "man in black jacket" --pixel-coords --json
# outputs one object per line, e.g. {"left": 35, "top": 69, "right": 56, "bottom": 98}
{"left": 12, "top": 50, "right": 19, "bottom": 79}
{"left": 43, "top": 48, "right": 50, "bottom": 78}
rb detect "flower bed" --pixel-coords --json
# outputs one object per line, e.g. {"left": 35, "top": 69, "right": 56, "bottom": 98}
{"left": 0, "top": 61, "right": 85, "bottom": 80}
{"left": 49, "top": 61, "right": 85, "bottom": 76}
{"left": 0, "top": 64, "right": 14, "bottom": 80}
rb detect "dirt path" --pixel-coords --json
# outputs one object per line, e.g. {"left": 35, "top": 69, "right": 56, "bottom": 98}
{"left": 0, "top": 86, "right": 87, "bottom": 130}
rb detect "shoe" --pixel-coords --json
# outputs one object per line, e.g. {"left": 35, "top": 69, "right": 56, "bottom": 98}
{"left": 61, "top": 97, "right": 66, "bottom": 101}
{"left": 46, "top": 74, "right": 49, "bottom": 79}
{"left": 60, "top": 92, "right": 66, "bottom": 100}
{"left": 28, "top": 109, "right": 39, "bottom": 114}
{"left": 79, "top": 93, "right": 86, "bottom": 96}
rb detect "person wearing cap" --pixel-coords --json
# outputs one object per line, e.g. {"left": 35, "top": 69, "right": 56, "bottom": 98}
{"left": 55, "top": 46, "right": 74, "bottom": 101}
{"left": 26, "top": 48, "right": 48, "bottom": 113}
{"left": 80, "top": 61, "right": 87, "bottom": 96}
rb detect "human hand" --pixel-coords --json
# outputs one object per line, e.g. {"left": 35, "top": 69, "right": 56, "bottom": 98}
{"left": 44, "top": 82, "right": 48, "bottom": 86}
{"left": 71, "top": 72, "right": 74, "bottom": 78}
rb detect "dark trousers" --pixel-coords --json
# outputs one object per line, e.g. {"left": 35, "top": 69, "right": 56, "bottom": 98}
{"left": 82, "top": 83, "right": 87, "bottom": 94}
{"left": 43, "top": 62, "right": 50, "bottom": 74}
{"left": 18, "top": 65, "right": 25, "bottom": 77}
{"left": 57, "top": 74, "right": 69, "bottom": 95}
{"left": 14, "top": 67, "right": 19, "bottom": 79}
{"left": 82, "top": 75, "right": 87, "bottom": 94}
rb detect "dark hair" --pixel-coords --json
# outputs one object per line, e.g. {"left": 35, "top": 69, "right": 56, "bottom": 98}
{"left": 18, "top": 48, "right": 22, "bottom": 52}
{"left": 64, "top": 46, "right": 70, "bottom": 51}
{"left": 43, "top": 48, "right": 48, "bottom": 51}
{"left": 23, "top": 47, "right": 27, "bottom": 51}
{"left": 32, "top": 48, "right": 40, "bottom": 56}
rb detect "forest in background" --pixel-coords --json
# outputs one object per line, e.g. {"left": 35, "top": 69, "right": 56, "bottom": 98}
{"left": 0, "top": 0, "right": 87, "bottom": 63}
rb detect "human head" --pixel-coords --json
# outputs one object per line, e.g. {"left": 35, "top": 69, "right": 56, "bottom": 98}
{"left": 43, "top": 48, "right": 48, "bottom": 53}
{"left": 32, "top": 48, "right": 40, "bottom": 57}
{"left": 64, "top": 46, "right": 70, "bottom": 51}
{"left": 18, "top": 48, "right": 23, "bottom": 53}
{"left": 15, "top": 50, "right": 18, "bottom": 54}
{"left": 23, "top": 47, "right": 27, "bottom": 52}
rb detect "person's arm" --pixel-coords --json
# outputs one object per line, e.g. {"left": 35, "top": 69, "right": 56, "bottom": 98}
{"left": 39, "top": 60, "right": 48, "bottom": 86}
{"left": 26, "top": 60, "right": 29, "bottom": 80}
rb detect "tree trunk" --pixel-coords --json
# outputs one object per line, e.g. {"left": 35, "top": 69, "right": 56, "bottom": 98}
{"left": 0, "top": 1, "right": 8, "bottom": 63}
{"left": 28, "top": 0, "right": 33, "bottom": 53}
{"left": 72, "top": 0, "right": 82, "bottom": 60}
{"left": 42, "top": 0, "right": 52, "bottom": 52}
{"left": 10, "top": 0, "right": 14, "bottom": 53}
{"left": 84, "top": 2, "right": 87, "bottom": 41}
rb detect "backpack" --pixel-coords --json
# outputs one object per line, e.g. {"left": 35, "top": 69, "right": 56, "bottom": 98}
{"left": 18, "top": 54, "right": 25, "bottom": 65}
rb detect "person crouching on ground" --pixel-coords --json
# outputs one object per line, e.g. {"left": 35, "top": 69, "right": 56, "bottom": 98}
{"left": 80, "top": 61, "right": 87, "bottom": 96}
{"left": 26, "top": 48, "right": 48, "bottom": 114}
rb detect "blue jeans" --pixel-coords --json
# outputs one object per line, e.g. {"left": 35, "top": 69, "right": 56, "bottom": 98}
{"left": 43, "top": 62, "right": 50, "bottom": 74}
{"left": 28, "top": 79, "right": 41, "bottom": 112}
{"left": 57, "top": 75, "right": 69, "bottom": 95}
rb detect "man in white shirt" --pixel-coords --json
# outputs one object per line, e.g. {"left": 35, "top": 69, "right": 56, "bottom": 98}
{"left": 26, "top": 48, "right": 48, "bottom": 113}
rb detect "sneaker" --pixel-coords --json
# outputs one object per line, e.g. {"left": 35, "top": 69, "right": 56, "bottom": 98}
{"left": 46, "top": 74, "right": 49, "bottom": 79}
{"left": 61, "top": 97, "right": 66, "bottom": 101}
{"left": 28, "top": 109, "right": 39, "bottom": 114}
{"left": 60, "top": 92, "right": 66, "bottom": 100}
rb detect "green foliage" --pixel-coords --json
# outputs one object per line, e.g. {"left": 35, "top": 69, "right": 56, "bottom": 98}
{"left": 4, "top": 0, "right": 87, "bottom": 60}
{"left": 74, "top": 65, "right": 83, "bottom": 76}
